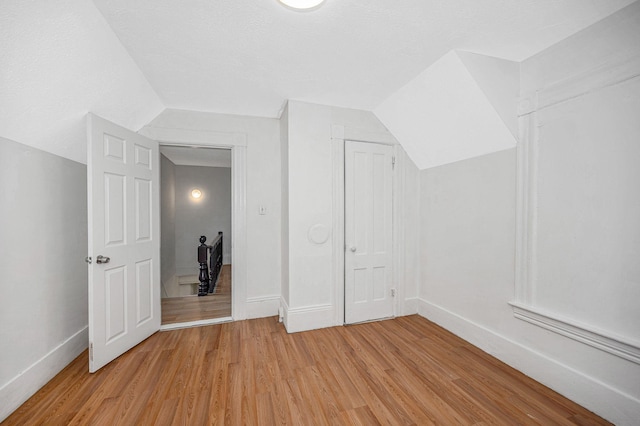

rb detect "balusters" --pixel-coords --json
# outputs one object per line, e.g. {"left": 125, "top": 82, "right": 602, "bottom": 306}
{"left": 197, "top": 235, "right": 211, "bottom": 296}
{"left": 197, "top": 233, "right": 223, "bottom": 296}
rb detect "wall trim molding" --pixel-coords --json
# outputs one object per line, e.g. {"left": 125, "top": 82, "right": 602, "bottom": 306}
{"left": 0, "top": 326, "right": 88, "bottom": 422}
{"left": 416, "top": 299, "right": 640, "bottom": 425}
{"left": 514, "top": 108, "right": 538, "bottom": 305}
{"left": 245, "top": 295, "right": 280, "bottom": 319}
{"left": 331, "top": 131, "right": 346, "bottom": 327}
{"left": 280, "top": 297, "right": 290, "bottom": 329}
{"left": 509, "top": 302, "right": 640, "bottom": 365}
{"left": 519, "top": 54, "right": 640, "bottom": 116}
{"left": 403, "top": 297, "right": 419, "bottom": 316}
{"left": 231, "top": 145, "right": 248, "bottom": 320}
{"left": 283, "top": 303, "right": 334, "bottom": 333}
{"left": 515, "top": 54, "right": 640, "bottom": 361}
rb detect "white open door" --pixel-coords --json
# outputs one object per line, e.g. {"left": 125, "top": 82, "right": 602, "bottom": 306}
{"left": 344, "top": 140, "right": 394, "bottom": 324}
{"left": 87, "top": 113, "right": 161, "bottom": 372}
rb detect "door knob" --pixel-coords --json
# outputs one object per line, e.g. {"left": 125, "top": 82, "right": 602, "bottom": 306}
{"left": 350, "top": 246, "right": 357, "bottom": 252}
{"left": 96, "top": 255, "right": 110, "bottom": 264}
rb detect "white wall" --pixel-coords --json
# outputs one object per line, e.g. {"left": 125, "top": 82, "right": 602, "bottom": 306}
{"left": 417, "top": 3, "right": 640, "bottom": 424}
{"left": 0, "top": 0, "right": 163, "bottom": 164}
{"left": 141, "top": 109, "right": 282, "bottom": 318}
{"left": 0, "top": 137, "right": 88, "bottom": 422}
{"left": 517, "top": 2, "right": 640, "bottom": 338}
{"left": 174, "top": 165, "right": 232, "bottom": 275}
{"left": 419, "top": 149, "right": 517, "bottom": 330}
{"left": 160, "top": 154, "right": 177, "bottom": 297}
{"left": 524, "top": 80, "right": 640, "bottom": 335}
{"left": 282, "top": 101, "right": 420, "bottom": 332}
{"left": 286, "top": 102, "right": 334, "bottom": 312}
{"left": 397, "top": 147, "right": 421, "bottom": 310}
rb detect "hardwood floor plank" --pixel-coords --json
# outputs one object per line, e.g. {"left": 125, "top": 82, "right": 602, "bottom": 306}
{"left": 266, "top": 372, "right": 294, "bottom": 425}
{"left": 161, "top": 264, "right": 232, "bottom": 325}
{"left": 282, "top": 374, "right": 314, "bottom": 425}
{"left": 3, "top": 315, "right": 612, "bottom": 426}
{"left": 342, "top": 405, "right": 383, "bottom": 426}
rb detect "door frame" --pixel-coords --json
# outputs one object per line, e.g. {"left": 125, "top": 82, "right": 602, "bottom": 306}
{"left": 141, "top": 127, "right": 248, "bottom": 325}
{"left": 331, "top": 125, "right": 405, "bottom": 326}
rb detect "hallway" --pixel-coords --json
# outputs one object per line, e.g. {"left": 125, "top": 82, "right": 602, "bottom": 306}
{"left": 161, "top": 264, "right": 231, "bottom": 324}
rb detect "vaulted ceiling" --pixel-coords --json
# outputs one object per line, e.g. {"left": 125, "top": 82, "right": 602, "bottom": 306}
{"left": 1, "top": 0, "right": 636, "bottom": 164}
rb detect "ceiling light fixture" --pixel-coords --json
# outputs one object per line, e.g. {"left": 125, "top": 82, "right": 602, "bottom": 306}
{"left": 278, "top": 0, "right": 326, "bottom": 10}
{"left": 191, "top": 189, "right": 202, "bottom": 199}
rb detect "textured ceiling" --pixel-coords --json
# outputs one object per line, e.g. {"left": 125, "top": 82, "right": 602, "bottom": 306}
{"left": 92, "top": 0, "right": 636, "bottom": 118}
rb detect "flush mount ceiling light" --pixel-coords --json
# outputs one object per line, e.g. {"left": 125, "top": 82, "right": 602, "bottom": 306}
{"left": 278, "top": 0, "right": 326, "bottom": 10}
{"left": 191, "top": 189, "right": 202, "bottom": 199}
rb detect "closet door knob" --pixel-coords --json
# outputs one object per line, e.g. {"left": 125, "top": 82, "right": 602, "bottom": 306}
{"left": 96, "top": 255, "right": 110, "bottom": 264}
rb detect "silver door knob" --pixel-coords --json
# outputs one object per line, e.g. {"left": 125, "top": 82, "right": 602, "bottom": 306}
{"left": 350, "top": 246, "right": 357, "bottom": 252}
{"left": 96, "top": 255, "right": 110, "bottom": 264}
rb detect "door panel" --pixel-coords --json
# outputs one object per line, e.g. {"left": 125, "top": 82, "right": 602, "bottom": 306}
{"left": 135, "top": 178, "right": 152, "bottom": 241}
{"left": 88, "top": 113, "right": 160, "bottom": 372}
{"left": 135, "top": 259, "right": 153, "bottom": 325}
{"left": 344, "top": 141, "right": 394, "bottom": 324}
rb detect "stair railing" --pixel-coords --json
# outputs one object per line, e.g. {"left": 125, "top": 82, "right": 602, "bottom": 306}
{"left": 197, "top": 232, "right": 223, "bottom": 296}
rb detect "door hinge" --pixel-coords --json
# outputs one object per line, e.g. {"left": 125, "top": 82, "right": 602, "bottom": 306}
{"left": 89, "top": 342, "right": 93, "bottom": 362}
{"left": 391, "top": 288, "right": 396, "bottom": 297}
{"left": 392, "top": 156, "right": 396, "bottom": 170}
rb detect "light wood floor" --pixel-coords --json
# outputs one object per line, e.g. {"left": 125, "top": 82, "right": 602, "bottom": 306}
{"left": 161, "top": 264, "right": 231, "bottom": 325}
{"left": 4, "top": 315, "right": 609, "bottom": 425}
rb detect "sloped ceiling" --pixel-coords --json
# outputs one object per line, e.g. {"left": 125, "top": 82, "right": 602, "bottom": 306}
{"left": 1, "top": 0, "right": 635, "bottom": 165}
{"left": 0, "top": 0, "right": 164, "bottom": 164}
{"left": 374, "top": 51, "right": 517, "bottom": 170}
{"left": 91, "top": 0, "right": 635, "bottom": 117}
{"left": 456, "top": 51, "right": 520, "bottom": 139}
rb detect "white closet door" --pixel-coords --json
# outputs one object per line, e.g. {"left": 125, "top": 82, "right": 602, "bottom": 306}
{"left": 344, "top": 140, "right": 394, "bottom": 324}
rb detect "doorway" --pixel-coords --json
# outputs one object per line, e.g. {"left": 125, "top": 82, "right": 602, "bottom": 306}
{"left": 159, "top": 146, "right": 233, "bottom": 326}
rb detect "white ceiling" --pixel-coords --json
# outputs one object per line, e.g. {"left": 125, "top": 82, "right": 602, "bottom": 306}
{"left": 375, "top": 51, "right": 517, "bottom": 170}
{"left": 92, "top": 0, "right": 636, "bottom": 118}
{"left": 1, "top": 0, "right": 635, "bottom": 166}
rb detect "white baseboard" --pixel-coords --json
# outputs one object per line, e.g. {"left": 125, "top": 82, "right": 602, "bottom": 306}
{"left": 0, "top": 326, "right": 88, "bottom": 422}
{"left": 416, "top": 299, "right": 640, "bottom": 426}
{"left": 245, "top": 295, "right": 280, "bottom": 319}
{"left": 402, "top": 297, "right": 419, "bottom": 316}
{"left": 282, "top": 302, "right": 334, "bottom": 333}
